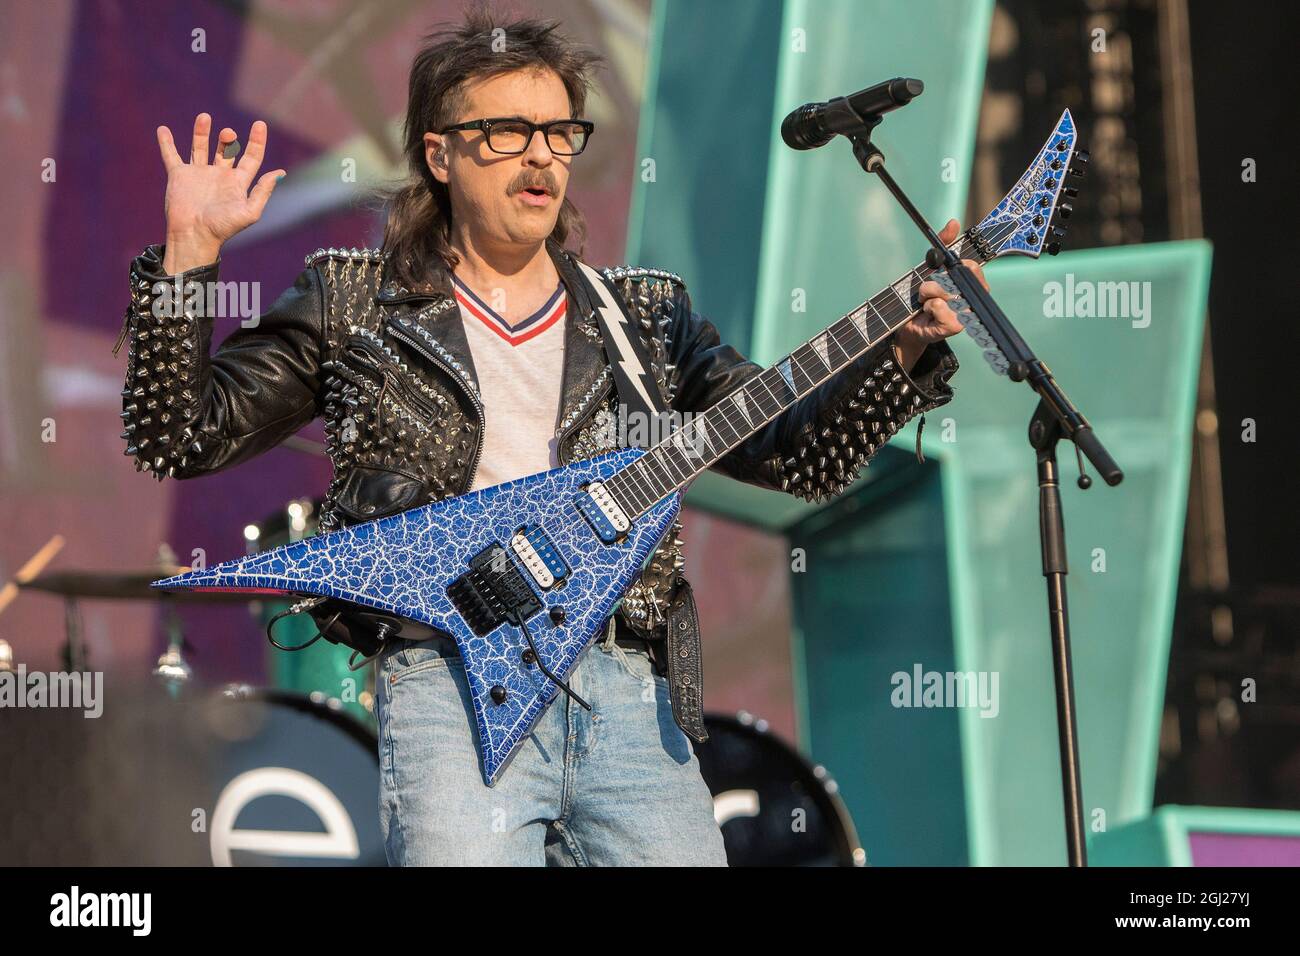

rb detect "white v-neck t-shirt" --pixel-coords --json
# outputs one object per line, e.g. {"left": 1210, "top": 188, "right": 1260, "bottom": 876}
{"left": 455, "top": 276, "right": 569, "bottom": 492}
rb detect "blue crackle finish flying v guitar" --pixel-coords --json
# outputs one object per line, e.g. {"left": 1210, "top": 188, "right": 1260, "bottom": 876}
{"left": 155, "top": 111, "right": 1086, "bottom": 785}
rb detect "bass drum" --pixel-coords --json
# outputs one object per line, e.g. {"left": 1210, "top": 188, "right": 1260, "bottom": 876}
{"left": 694, "top": 712, "right": 866, "bottom": 867}
{"left": 203, "top": 686, "right": 386, "bottom": 867}
{"left": 247, "top": 498, "right": 376, "bottom": 731}
{"left": 0, "top": 682, "right": 385, "bottom": 866}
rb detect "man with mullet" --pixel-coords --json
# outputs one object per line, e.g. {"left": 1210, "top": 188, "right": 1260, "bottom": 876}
{"left": 119, "top": 8, "right": 980, "bottom": 865}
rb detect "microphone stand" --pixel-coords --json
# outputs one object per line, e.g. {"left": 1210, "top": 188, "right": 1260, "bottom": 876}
{"left": 843, "top": 113, "right": 1124, "bottom": 867}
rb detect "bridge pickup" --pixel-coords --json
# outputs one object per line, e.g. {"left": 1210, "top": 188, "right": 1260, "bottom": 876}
{"left": 510, "top": 525, "right": 568, "bottom": 589}
{"left": 575, "top": 481, "right": 630, "bottom": 544}
{"left": 447, "top": 543, "right": 542, "bottom": 636}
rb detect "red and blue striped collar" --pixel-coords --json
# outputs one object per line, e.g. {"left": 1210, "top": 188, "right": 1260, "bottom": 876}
{"left": 453, "top": 275, "right": 566, "bottom": 346}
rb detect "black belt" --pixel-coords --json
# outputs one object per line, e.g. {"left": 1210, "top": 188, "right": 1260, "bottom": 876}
{"left": 412, "top": 614, "right": 657, "bottom": 656}
{"left": 605, "top": 613, "right": 662, "bottom": 650}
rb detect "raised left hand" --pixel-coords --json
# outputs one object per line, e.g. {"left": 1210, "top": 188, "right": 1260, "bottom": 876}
{"left": 892, "top": 218, "right": 989, "bottom": 372}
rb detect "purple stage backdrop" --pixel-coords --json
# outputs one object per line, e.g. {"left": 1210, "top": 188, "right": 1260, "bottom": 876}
{"left": 0, "top": 0, "right": 798, "bottom": 742}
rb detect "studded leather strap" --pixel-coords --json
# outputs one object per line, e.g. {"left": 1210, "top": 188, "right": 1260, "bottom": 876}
{"left": 666, "top": 579, "right": 708, "bottom": 743}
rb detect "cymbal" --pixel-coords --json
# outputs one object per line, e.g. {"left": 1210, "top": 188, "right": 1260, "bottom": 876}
{"left": 20, "top": 568, "right": 273, "bottom": 604}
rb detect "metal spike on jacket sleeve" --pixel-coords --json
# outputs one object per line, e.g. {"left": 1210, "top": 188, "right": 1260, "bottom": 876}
{"left": 119, "top": 257, "right": 211, "bottom": 481}
{"left": 777, "top": 350, "right": 958, "bottom": 502}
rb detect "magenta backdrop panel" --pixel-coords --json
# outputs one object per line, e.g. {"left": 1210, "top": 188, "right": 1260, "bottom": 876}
{"left": 0, "top": 0, "right": 650, "bottom": 687}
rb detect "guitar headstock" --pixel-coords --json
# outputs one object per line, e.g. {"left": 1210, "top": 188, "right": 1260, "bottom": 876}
{"left": 968, "top": 109, "right": 1087, "bottom": 263}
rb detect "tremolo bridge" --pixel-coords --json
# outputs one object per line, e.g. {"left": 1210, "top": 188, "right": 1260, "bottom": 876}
{"left": 447, "top": 526, "right": 569, "bottom": 636}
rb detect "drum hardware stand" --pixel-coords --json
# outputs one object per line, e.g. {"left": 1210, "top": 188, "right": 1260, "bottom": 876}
{"left": 841, "top": 109, "right": 1124, "bottom": 867}
{"left": 61, "top": 597, "right": 87, "bottom": 673}
{"left": 149, "top": 542, "right": 193, "bottom": 692}
{"left": 152, "top": 601, "right": 193, "bottom": 693}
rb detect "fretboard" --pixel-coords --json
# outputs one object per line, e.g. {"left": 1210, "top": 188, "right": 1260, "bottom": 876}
{"left": 604, "top": 233, "right": 978, "bottom": 520}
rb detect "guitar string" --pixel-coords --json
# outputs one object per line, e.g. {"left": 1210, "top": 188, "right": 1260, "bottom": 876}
{"left": 608, "top": 233, "right": 989, "bottom": 511}
{"left": 649, "top": 218, "right": 1024, "bottom": 487}
{"left": 606, "top": 221, "right": 1023, "bottom": 516}
{"left": 606, "top": 237, "right": 962, "bottom": 507}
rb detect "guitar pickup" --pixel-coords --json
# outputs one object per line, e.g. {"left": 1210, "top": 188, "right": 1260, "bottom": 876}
{"left": 511, "top": 525, "right": 569, "bottom": 589}
{"left": 575, "top": 481, "right": 630, "bottom": 544}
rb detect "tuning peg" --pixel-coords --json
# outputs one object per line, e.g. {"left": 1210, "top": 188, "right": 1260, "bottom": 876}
{"left": 1058, "top": 202, "right": 1073, "bottom": 220}
{"left": 1064, "top": 185, "right": 1079, "bottom": 198}
{"left": 1069, "top": 148, "right": 1090, "bottom": 177}
{"left": 1046, "top": 225, "right": 1067, "bottom": 256}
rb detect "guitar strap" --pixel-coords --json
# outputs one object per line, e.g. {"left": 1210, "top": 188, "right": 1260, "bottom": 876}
{"left": 571, "top": 260, "right": 669, "bottom": 431}
{"left": 568, "top": 258, "right": 709, "bottom": 743}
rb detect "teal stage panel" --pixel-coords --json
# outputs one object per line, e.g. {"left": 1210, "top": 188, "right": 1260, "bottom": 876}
{"left": 633, "top": 1, "right": 1211, "bottom": 864}
{"left": 789, "top": 243, "right": 1211, "bottom": 865}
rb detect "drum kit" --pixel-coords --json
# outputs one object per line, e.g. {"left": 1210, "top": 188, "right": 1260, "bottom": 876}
{"left": 4, "top": 504, "right": 864, "bottom": 867}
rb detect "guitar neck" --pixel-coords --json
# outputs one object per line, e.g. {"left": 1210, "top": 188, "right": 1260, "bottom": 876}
{"left": 605, "top": 231, "right": 980, "bottom": 520}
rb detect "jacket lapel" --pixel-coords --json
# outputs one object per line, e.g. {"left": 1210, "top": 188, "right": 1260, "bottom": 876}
{"left": 377, "top": 264, "right": 481, "bottom": 396}
{"left": 410, "top": 295, "right": 480, "bottom": 396}
{"left": 549, "top": 242, "right": 611, "bottom": 434}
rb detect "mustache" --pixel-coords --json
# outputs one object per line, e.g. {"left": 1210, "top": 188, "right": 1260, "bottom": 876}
{"left": 508, "top": 171, "right": 559, "bottom": 196}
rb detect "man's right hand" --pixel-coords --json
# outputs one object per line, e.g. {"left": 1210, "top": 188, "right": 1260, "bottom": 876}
{"left": 157, "top": 114, "right": 285, "bottom": 274}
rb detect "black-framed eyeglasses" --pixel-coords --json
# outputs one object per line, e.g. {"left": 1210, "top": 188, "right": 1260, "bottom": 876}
{"left": 438, "top": 117, "right": 594, "bottom": 156}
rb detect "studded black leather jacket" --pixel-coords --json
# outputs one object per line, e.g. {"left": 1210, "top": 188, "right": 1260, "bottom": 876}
{"left": 119, "top": 238, "right": 957, "bottom": 719}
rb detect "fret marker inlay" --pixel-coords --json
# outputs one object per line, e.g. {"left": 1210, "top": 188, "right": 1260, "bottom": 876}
{"left": 776, "top": 359, "right": 795, "bottom": 394}
{"left": 732, "top": 390, "right": 753, "bottom": 426}
{"left": 810, "top": 333, "right": 831, "bottom": 370}
{"left": 851, "top": 309, "right": 874, "bottom": 339}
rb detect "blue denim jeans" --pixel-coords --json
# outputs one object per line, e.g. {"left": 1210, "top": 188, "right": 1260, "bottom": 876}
{"left": 375, "top": 628, "right": 727, "bottom": 866}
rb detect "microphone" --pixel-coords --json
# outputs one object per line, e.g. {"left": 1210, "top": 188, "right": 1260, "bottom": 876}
{"left": 781, "top": 77, "right": 924, "bottom": 150}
